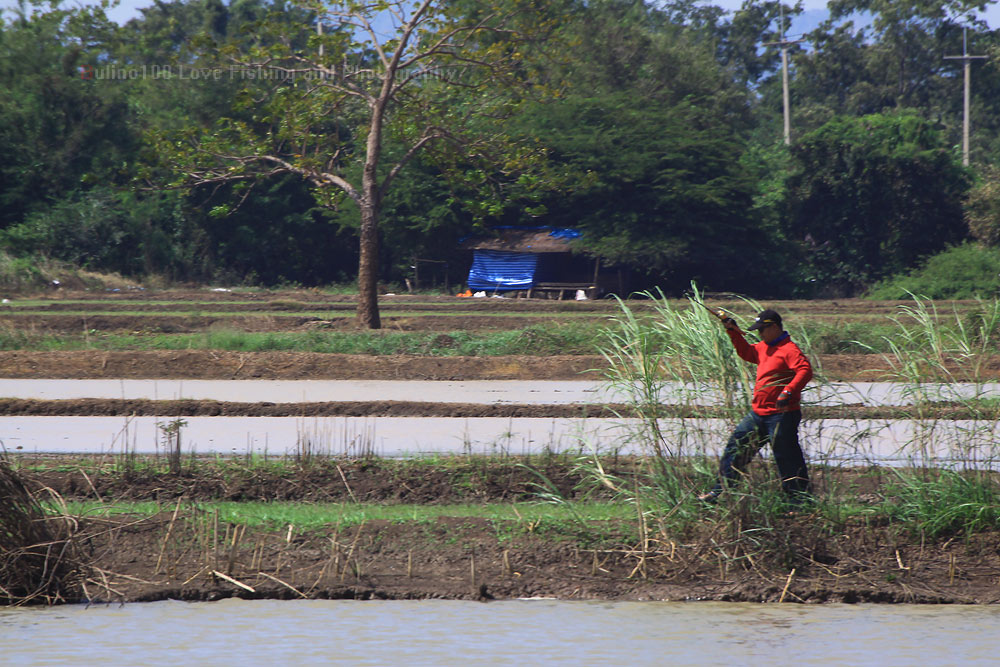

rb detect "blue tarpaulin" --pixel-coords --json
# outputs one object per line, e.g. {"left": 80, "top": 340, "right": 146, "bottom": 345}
{"left": 467, "top": 250, "right": 539, "bottom": 291}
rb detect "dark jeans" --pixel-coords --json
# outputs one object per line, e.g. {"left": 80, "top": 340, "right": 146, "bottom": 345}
{"left": 711, "top": 410, "right": 811, "bottom": 499}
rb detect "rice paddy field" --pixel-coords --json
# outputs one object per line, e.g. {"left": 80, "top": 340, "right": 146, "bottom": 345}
{"left": 2, "top": 286, "right": 1000, "bottom": 606}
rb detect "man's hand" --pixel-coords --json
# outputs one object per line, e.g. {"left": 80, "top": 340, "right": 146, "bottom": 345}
{"left": 714, "top": 309, "right": 739, "bottom": 330}
{"left": 710, "top": 308, "right": 740, "bottom": 331}
{"left": 776, "top": 391, "right": 792, "bottom": 409}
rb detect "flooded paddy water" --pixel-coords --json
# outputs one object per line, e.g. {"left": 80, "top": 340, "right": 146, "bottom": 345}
{"left": 2, "top": 379, "right": 998, "bottom": 465}
{"left": 3, "top": 415, "right": 1000, "bottom": 466}
{"left": 3, "top": 598, "right": 1000, "bottom": 665}
{"left": 2, "top": 378, "right": 998, "bottom": 406}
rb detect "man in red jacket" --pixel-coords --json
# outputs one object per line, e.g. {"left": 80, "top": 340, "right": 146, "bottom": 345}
{"left": 699, "top": 308, "right": 813, "bottom": 504}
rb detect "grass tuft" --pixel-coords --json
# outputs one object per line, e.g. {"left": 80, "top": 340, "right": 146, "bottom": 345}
{"left": 881, "top": 469, "right": 1000, "bottom": 538}
{"left": 0, "top": 459, "right": 85, "bottom": 605}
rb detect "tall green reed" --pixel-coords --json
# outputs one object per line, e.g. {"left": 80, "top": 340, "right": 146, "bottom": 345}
{"left": 598, "top": 285, "right": 759, "bottom": 461}
{"left": 862, "top": 293, "right": 1000, "bottom": 467}
{"left": 591, "top": 284, "right": 775, "bottom": 525}
{"left": 591, "top": 284, "right": 869, "bottom": 537}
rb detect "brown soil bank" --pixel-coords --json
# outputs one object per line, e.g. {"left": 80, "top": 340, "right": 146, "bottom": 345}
{"left": 0, "top": 350, "right": 603, "bottom": 380}
{"left": 0, "top": 314, "right": 592, "bottom": 333}
{"left": 56, "top": 512, "right": 1000, "bottom": 605}
{"left": 0, "top": 350, "right": 955, "bottom": 381}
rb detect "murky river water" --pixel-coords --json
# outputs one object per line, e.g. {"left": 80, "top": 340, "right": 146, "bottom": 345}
{"left": 1, "top": 599, "right": 998, "bottom": 665}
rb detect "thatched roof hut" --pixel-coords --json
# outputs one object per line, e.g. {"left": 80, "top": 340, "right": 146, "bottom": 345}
{"left": 460, "top": 227, "right": 603, "bottom": 297}
{"left": 459, "top": 227, "right": 582, "bottom": 254}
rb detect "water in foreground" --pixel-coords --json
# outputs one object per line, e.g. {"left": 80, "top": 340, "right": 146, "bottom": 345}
{"left": 2, "top": 599, "right": 999, "bottom": 666}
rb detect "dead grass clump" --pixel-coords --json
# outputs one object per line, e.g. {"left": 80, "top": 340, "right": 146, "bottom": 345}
{"left": 0, "top": 458, "right": 85, "bottom": 605}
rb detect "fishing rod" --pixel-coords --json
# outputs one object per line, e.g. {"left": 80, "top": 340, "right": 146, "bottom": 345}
{"left": 684, "top": 293, "right": 745, "bottom": 331}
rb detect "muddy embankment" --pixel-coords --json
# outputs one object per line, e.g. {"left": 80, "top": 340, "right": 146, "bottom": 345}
{"left": 34, "top": 510, "right": 1000, "bottom": 606}
{"left": 11, "top": 460, "right": 1000, "bottom": 605}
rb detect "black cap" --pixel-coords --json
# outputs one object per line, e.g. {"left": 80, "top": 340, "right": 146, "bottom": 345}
{"left": 747, "top": 309, "right": 782, "bottom": 331}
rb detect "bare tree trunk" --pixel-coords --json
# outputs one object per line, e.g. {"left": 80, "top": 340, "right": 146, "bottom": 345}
{"left": 356, "top": 200, "right": 381, "bottom": 329}
{"left": 354, "top": 12, "right": 409, "bottom": 330}
{"left": 356, "top": 104, "right": 384, "bottom": 329}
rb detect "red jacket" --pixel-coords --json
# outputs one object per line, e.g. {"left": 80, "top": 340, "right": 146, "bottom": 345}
{"left": 726, "top": 329, "right": 812, "bottom": 415}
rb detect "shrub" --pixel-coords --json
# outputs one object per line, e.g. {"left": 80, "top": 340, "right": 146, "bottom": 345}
{"left": 865, "top": 243, "right": 1000, "bottom": 300}
{"left": 965, "top": 165, "right": 1000, "bottom": 247}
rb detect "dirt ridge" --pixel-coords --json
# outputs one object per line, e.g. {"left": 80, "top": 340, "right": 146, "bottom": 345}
{"left": 0, "top": 398, "right": 989, "bottom": 419}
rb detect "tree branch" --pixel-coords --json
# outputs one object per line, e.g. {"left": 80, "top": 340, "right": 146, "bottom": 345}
{"left": 183, "top": 152, "right": 361, "bottom": 204}
{"left": 379, "top": 132, "right": 446, "bottom": 200}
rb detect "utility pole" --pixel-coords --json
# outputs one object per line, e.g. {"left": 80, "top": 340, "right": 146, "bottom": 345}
{"left": 318, "top": 16, "right": 324, "bottom": 58}
{"left": 944, "top": 28, "right": 987, "bottom": 166}
{"left": 762, "top": 7, "right": 803, "bottom": 146}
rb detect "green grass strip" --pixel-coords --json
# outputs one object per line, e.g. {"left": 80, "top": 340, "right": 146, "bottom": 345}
{"left": 0, "top": 324, "right": 606, "bottom": 356}
{"left": 2, "top": 299, "right": 620, "bottom": 309}
{"left": 1, "top": 310, "right": 355, "bottom": 318}
{"left": 0, "top": 309, "right": 600, "bottom": 319}
{"left": 60, "top": 500, "right": 633, "bottom": 530}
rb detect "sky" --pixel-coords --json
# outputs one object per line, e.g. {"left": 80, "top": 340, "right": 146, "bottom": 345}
{"left": 707, "top": 0, "right": 1000, "bottom": 39}
{"left": 2, "top": 0, "right": 1000, "bottom": 36}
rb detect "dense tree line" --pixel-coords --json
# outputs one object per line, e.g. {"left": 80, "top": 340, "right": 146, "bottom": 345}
{"left": 2, "top": 0, "right": 999, "bottom": 313}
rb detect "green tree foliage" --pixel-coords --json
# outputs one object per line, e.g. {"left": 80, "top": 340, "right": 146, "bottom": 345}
{"left": 193, "top": 175, "right": 358, "bottom": 285}
{"left": 827, "top": 0, "right": 986, "bottom": 107}
{"left": 0, "top": 0, "right": 346, "bottom": 285}
{"left": 488, "top": 1, "right": 766, "bottom": 292}
{"left": 514, "top": 94, "right": 758, "bottom": 291}
{"left": 374, "top": 158, "right": 470, "bottom": 284}
{"left": 0, "top": 186, "right": 224, "bottom": 281}
{"left": 110, "top": 0, "right": 276, "bottom": 131}
{"left": 153, "top": 0, "right": 561, "bottom": 326}
{"left": 793, "top": 1, "right": 996, "bottom": 145}
{"left": 786, "top": 112, "right": 970, "bottom": 295}
{"left": 0, "top": 5, "right": 134, "bottom": 229}
{"left": 716, "top": 0, "right": 800, "bottom": 89}
{"left": 740, "top": 137, "right": 791, "bottom": 230}
{"left": 5, "top": 0, "right": 1000, "bottom": 298}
